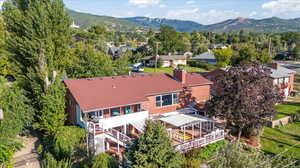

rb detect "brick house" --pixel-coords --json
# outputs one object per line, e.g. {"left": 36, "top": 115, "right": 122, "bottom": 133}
{"left": 64, "top": 69, "right": 225, "bottom": 155}
{"left": 203, "top": 63, "right": 296, "bottom": 98}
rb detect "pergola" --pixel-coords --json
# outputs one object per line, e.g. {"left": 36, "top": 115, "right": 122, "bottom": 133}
{"left": 159, "top": 114, "right": 215, "bottom": 143}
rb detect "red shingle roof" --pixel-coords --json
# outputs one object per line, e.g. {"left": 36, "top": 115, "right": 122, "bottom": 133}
{"left": 64, "top": 73, "right": 212, "bottom": 112}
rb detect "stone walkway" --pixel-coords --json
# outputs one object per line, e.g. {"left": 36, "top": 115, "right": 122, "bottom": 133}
{"left": 13, "top": 135, "right": 41, "bottom": 168}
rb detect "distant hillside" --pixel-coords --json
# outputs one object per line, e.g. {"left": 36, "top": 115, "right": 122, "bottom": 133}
{"left": 68, "top": 10, "right": 300, "bottom": 33}
{"left": 121, "top": 17, "right": 203, "bottom": 32}
{"left": 68, "top": 10, "right": 146, "bottom": 32}
{"left": 200, "top": 17, "right": 300, "bottom": 33}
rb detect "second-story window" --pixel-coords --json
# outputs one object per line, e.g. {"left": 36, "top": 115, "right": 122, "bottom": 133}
{"left": 173, "top": 93, "right": 179, "bottom": 104}
{"left": 156, "top": 96, "right": 162, "bottom": 107}
{"left": 156, "top": 93, "right": 180, "bottom": 107}
{"left": 162, "top": 94, "right": 172, "bottom": 106}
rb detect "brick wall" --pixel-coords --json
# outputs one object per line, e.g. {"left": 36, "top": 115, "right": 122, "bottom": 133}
{"left": 142, "top": 85, "right": 211, "bottom": 116}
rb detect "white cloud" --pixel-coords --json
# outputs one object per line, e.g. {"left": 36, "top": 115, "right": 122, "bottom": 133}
{"left": 128, "top": 0, "right": 160, "bottom": 8}
{"left": 249, "top": 11, "right": 258, "bottom": 17}
{"left": 166, "top": 8, "right": 199, "bottom": 18}
{"left": 186, "top": 0, "right": 196, "bottom": 5}
{"left": 262, "top": 0, "right": 300, "bottom": 17}
{"left": 159, "top": 4, "right": 167, "bottom": 8}
{"left": 0, "top": 1, "right": 4, "bottom": 8}
{"left": 166, "top": 8, "right": 240, "bottom": 25}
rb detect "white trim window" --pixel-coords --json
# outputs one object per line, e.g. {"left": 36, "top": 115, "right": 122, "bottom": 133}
{"left": 279, "top": 78, "right": 284, "bottom": 84}
{"left": 273, "top": 79, "right": 278, "bottom": 85}
{"left": 87, "top": 110, "right": 103, "bottom": 119}
{"left": 156, "top": 93, "right": 180, "bottom": 107}
{"left": 284, "top": 77, "right": 289, "bottom": 84}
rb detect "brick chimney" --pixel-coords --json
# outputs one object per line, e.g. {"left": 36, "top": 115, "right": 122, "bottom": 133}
{"left": 269, "top": 62, "right": 280, "bottom": 69}
{"left": 174, "top": 68, "right": 187, "bottom": 84}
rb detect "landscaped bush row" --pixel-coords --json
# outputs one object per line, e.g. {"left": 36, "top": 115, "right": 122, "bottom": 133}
{"left": 183, "top": 140, "right": 226, "bottom": 168}
{"left": 187, "top": 60, "right": 217, "bottom": 71}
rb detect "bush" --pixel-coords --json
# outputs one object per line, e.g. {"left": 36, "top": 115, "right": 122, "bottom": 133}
{"left": 91, "top": 153, "right": 118, "bottom": 168}
{"left": 0, "top": 140, "right": 22, "bottom": 167}
{"left": 186, "top": 140, "right": 226, "bottom": 160}
{"left": 52, "top": 126, "right": 86, "bottom": 160}
{"left": 41, "top": 153, "right": 73, "bottom": 168}
{"left": 182, "top": 157, "right": 201, "bottom": 168}
{"left": 187, "top": 60, "right": 216, "bottom": 71}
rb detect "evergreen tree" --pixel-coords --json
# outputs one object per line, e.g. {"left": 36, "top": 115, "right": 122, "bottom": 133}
{"left": 2, "top": 0, "right": 72, "bottom": 110}
{"left": 126, "top": 121, "right": 182, "bottom": 168}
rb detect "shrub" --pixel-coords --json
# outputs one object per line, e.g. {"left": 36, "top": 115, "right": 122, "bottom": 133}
{"left": 0, "top": 140, "right": 22, "bottom": 167}
{"left": 186, "top": 140, "right": 226, "bottom": 160}
{"left": 182, "top": 157, "right": 201, "bottom": 168}
{"left": 91, "top": 153, "right": 118, "bottom": 168}
{"left": 187, "top": 60, "right": 216, "bottom": 71}
{"left": 52, "top": 126, "right": 86, "bottom": 160}
{"left": 41, "top": 153, "right": 73, "bottom": 168}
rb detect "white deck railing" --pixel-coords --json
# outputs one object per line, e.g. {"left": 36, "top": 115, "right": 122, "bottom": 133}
{"left": 174, "top": 129, "right": 225, "bottom": 152}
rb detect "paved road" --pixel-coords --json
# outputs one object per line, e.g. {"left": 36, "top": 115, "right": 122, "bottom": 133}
{"left": 277, "top": 61, "right": 300, "bottom": 74}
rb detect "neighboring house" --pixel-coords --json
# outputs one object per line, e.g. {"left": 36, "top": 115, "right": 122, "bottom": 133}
{"left": 191, "top": 50, "right": 217, "bottom": 65}
{"left": 143, "top": 55, "right": 187, "bottom": 68}
{"left": 70, "top": 21, "right": 80, "bottom": 29}
{"left": 108, "top": 46, "right": 136, "bottom": 60}
{"left": 209, "top": 44, "right": 227, "bottom": 50}
{"left": 64, "top": 69, "right": 224, "bottom": 155}
{"left": 203, "top": 63, "right": 296, "bottom": 98}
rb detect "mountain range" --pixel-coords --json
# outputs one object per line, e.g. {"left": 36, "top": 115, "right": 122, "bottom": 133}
{"left": 69, "top": 10, "right": 300, "bottom": 33}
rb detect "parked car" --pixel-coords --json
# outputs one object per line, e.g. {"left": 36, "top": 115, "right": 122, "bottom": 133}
{"left": 132, "top": 63, "right": 144, "bottom": 72}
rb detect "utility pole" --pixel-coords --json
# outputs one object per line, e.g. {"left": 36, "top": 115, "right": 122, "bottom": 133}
{"left": 155, "top": 42, "right": 159, "bottom": 73}
{"left": 268, "top": 37, "right": 272, "bottom": 57}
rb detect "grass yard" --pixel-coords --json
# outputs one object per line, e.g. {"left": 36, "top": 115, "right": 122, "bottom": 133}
{"left": 275, "top": 102, "right": 300, "bottom": 119}
{"left": 261, "top": 121, "right": 300, "bottom": 159}
{"left": 144, "top": 66, "right": 207, "bottom": 75}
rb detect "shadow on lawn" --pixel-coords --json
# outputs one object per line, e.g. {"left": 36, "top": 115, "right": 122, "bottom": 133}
{"left": 262, "top": 136, "right": 300, "bottom": 150}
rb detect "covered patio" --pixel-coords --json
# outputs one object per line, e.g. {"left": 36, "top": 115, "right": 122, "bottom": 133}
{"left": 159, "top": 113, "right": 224, "bottom": 152}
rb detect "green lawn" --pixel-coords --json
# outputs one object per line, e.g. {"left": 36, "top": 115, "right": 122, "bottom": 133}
{"left": 144, "top": 66, "right": 207, "bottom": 75}
{"left": 275, "top": 103, "right": 300, "bottom": 119}
{"left": 261, "top": 121, "right": 300, "bottom": 159}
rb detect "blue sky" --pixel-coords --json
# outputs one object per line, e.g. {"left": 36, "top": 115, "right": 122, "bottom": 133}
{"left": 1, "top": 0, "right": 300, "bottom": 25}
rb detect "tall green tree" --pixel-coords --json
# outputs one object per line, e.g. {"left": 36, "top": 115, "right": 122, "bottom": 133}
{"left": 66, "top": 42, "right": 114, "bottom": 78}
{"left": 2, "top": 0, "right": 72, "bottom": 109}
{"left": 126, "top": 121, "right": 182, "bottom": 168}
{"left": 214, "top": 48, "right": 234, "bottom": 67}
{"left": 0, "top": 17, "right": 11, "bottom": 76}
{"left": 158, "top": 26, "right": 179, "bottom": 54}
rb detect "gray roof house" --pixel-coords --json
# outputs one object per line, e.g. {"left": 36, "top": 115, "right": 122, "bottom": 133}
{"left": 191, "top": 50, "right": 217, "bottom": 65}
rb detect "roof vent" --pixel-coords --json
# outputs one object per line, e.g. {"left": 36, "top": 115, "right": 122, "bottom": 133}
{"left": 112, "top": 85, "right": 116, "bottom": 89}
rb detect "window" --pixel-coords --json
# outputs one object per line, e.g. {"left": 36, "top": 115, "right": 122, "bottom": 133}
{"left": 162, "top": 94, "right": 173, "bottom": 106}
{"left": 156, "top": 96, "right": 162, "bottom": 107}
{"left": 173, "top": 93, "right": 179, "bottom": 104}
{"left": 284, "top": 77, "right": 289, "bottom": 83}
{"left": 124, "top": 106, "right": 132, "bottom": 114}
{"left": 87, "top": 110, "right": 103, "bottom": 119}
{"left": 156, "top": 93, "right": 180, "bottom": 108}
{"left": 111, "top": 109, "right": 120, "bottom": 116}
{"left": 273, "top": 79, "right": 278, "bottom": 85}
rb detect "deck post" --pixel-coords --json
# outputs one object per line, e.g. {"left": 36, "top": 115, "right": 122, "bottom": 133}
{"left": 192, "top": 123, "right": 194, "bottom": 140}
{"left": 124, "top": 124, "right": 127, "bottom": 135}
{"left": 200, "top": 122, "right": 202, "bottom": 137}
{"left": 117, "top": 132, "right": 120, "bottom": 153}
{"left": 183, "top": 125, "right": 186, "bottom": 143}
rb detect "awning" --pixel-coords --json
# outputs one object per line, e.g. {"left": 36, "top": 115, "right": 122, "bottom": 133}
{"left": 159, "top": 114, "right": 213, "bottom": 127}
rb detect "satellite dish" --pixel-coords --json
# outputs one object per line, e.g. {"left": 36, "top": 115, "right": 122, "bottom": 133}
{"left": 0, "top": 108, "right": 3, "bottom": 120}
